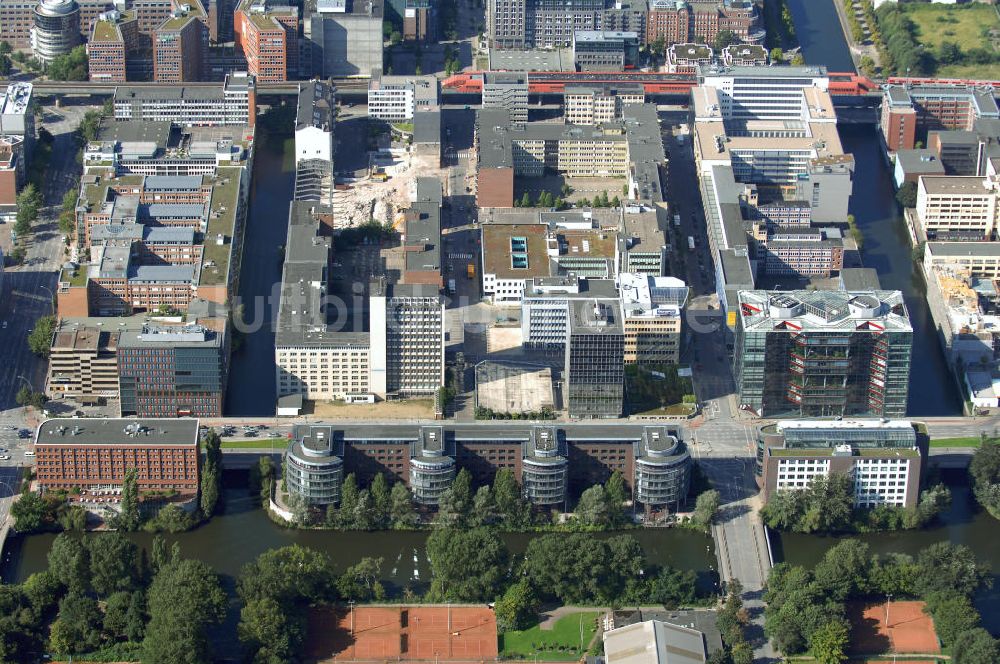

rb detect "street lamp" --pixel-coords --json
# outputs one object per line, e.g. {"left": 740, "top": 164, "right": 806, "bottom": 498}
{"left": 38, "top": 285, "right": 54, "bottom": 315}
{"left": 885, "top": 594, "right": 892, "bottom": 628}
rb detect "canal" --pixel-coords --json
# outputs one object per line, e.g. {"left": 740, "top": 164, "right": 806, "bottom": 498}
{"left": 0, "top": 476, "right": 716, "bottom": 657}
{"left": 772, "top": 471, "right": 1000, "bottom": 632}
{"left": 225, "top": 104, "right": 297, "bottom": 416}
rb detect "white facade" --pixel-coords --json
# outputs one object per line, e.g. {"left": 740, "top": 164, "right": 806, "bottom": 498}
{"left": 367, "top": 75, "right": 439, "bottom": 121}
{"left": 916, "top": 176, "right": 998, "bottom": 239}
{"left": 774, "top": 458, "right": 831, "bottom": 490}
{"left": 369, "top": 289, "right": 445, "bottom": 397}
{"left": 698, "top": 65, "right": 830, "bottom": 121}
{"left": 853, "top": 457, "right": 912, "bottom": 507}
{"left": 275, "top": 343, "right": 371, "bottom": 401}
{"left": 295, "top": 125, "right": 334, "bottom": 164}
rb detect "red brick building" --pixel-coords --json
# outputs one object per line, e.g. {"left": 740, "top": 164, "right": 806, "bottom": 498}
{"left": 234, "top": 0, "right": 298, "bottom": 82}
{"left": 34, "top": 418, "right": 200, "bottom": 497}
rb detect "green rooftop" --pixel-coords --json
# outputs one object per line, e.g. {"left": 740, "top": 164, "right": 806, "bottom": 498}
{"left": 92, "top": 20, "right": 121, "bottom": 42}
{"left": 61, "top": 267, "right": 88, "bottom": 288}
{"left": 199, "top": 167, "right": 242, "bottom": 287}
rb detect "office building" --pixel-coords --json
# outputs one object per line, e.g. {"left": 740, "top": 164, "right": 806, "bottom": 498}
{"left": 285, "top": 424, "right": 345, "bottom": 505}
{"left": 0, "top": 83, "right": 34, "bottom": 160}
{"left": 152, "top": 2, "right": 207, "bottom": 82}
{"left": 734, "top": 290, "right": 913, "bottom": 418}
{"left": 487, "top": 0, "right": 602, "bottom": 50}
{"left": 402, "top": 0, "right": 433, "bottom": 41}
{"left": 235, "top": 0, "right": 299, "bottom": 82}
{"left": 880, "top": 83, "right": 1000, "bottom": 153}
{"left": 31, "top": 0, "right": 80, "bottom": 63}
{"left": 309, "top": 0, "right": 383, "bottom": 77}
{"left": 284, "top": 422, "right": 688, "bottom": 507}
{"left": 521, "top": 276, "right": 619, "bottom": 348}
{"left": 603, "top": 619, "right": 708, "bottom": 664}
{"left": 117, "top": 323, "right": 227, "bottom": 417}
{"left": 619, "top": 273, "right": 687, "bottom": 364}
{"left": 758, "top": 419, "right": 923, "bottom": 509}
{"left": 0, "top": 134, "right": 25, "bottom": 216}
{"left": 88, "top": 10, "right": 140, "bottom": 82}
{"left": 46, "top": 319, "right": 124, "bottom": 400}
{"left": 475, "top": 104, "right": 665, "bottom": 208}
{"left": 572, "top": 30, "right": 639, "bottom": 71}
{"left": 34, "top": 418, "right": 200, "bottom": 497}
{"left": 752, "top": 224, "right": 845, "bottom": 277}
{"left": 666, "top": 42, "right": 712, "bottom": 74}
{"left": 564, "top": 84, "right": 644, "bottom": 125}
{"left": 369, "top": 282, "right": 445, "bottom": 397}
{"left": 924, "top": 241, "right": 1000, "bottom": 280}
{"left": 916, "top": 176, "right": 998, "bottom": 241}
{"left": 566, "top": 300, "right": 625, "bottom": 418}
{"left": 113, "top": 72, "right": 256, "bottom": 126}
{"left": 367, "top": 73, "right": 439, "bottom": 121}
{"left": 646, "top": 0, "right": 759, "bottom": 47}
{"left": 482, "top": 72, "right": 529, "bottom": 128}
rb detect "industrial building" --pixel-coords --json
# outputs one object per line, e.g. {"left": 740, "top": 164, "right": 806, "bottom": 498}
{"left": 757, "top": 419, "right": 924, "bottom": 509}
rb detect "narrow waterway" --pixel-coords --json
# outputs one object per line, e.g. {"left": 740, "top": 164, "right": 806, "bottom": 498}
{"left": 784, "top": 0, "right": 856, "bottom": 72}
{"left": 224, "top": 106, "right": 297, "bottom": 416}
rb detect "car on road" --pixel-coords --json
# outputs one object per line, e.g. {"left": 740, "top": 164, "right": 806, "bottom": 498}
{"left": 1, "top": 321, "right": 6, "bottom": 329}
{"left": 0, "top": 456, "right": 10, "bottom": 461}
{"left": 17, "top": 430, "right": 30, "bottom": 439}
{"left": 24, "top": 451, "right": 34, "bottom": 457}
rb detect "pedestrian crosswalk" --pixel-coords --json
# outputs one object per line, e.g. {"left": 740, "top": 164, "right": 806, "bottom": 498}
{"left": 449, "top": 253, "right": 473, "bottom": 260}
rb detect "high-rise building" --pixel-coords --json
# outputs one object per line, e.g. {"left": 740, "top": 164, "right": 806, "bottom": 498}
{"left": 118, "top": 323, "right": 228, "bottom": 417}
{"left": 31, "top": 0, "right": 80, "bottom": 63}
{"left": 285, "top": 424, "right": 346, "bottom": 505}
{"left": 566, "top": 299, "right": 625, "bottom": 418}
{"left": 488, "top": 0, "right": 608, "bottom": 49}
{"left": 618, "top": 273, "right": 687, "bottom": 365}
{"left": 734, "top": 290, "right": 913, "bottom": 418}
{"left": 482, "top": 72, "right": 529, "bottom": 128}
{"left": 153, "top": 1, "right": 207, "bottom": 82}
{"left": 758, "top": 419, "right": 924, "bottom": 509}
{"left": 88, "top": 10, "right": 141, "bottom": 82}
{"left": 234, "top": 0, "right": 299, "bottom": 82}
{"left": 308, "top": 0, "right": 383, "bottom": 77}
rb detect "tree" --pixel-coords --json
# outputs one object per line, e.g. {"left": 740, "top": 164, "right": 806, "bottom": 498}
{"left": 647, "top": 566, "right": 697, "bottom": 608}
{"left": 493, "top": 468, "right": 530, "bottom": 528}
{"left": 370, "top": 473, "right": 391, "bottom": 528}
{"left": 238, "top": 545, "right": 336, "bottom": 607}
{"left": 770, "top": 47, "right": 784, "bottom": 62}
{"left": 117, "top": 467, "right": 141, "bottom": 531}
{"left": 812, "top": 540, "right": 871, "bottom": 602}
{"left": 338, "top": 473, "right": 359, "bottom": 527}
{"left": 103, "top": 590, "right": 146, "bottom": 642}
{"left": 49, "top": 593, "right": 102, "bottom": 655}
{"left": 952, "top": 628, "right": 1000, "bottom": 664}
{"left": 47, "top": 533, "right": 90, "bottom": 593}
{"left": 691, "top": 490, "right": 720, "bottom": 528}
{"left": 425, "top": 528, "right": 508, "bottom": 602}
{"left": 713, "top": 29, "right": 739, "bottom": 51}
{"left": 523, "top": 533, "right": 645, "bottom": 605}
{"left": 808, "top": 620, "right": 849, "bottom": 664}
{"left": 494, "top": 578, "right": 539, "bottom": 632}
{"left": 915, "top": 542, "right": 991, "bottom": 598}
{"left": 143, "top": 559, "right": 227, "bottom": 664}
{"left": 46, "top": 45, "right": 88, "bottom": 81}
{"left": 970, "top": 437, "right": 1000, "bottom": 519}
{"left": 575, "top": 485, "right": 610, "bottom": 527}
{"left": 11, "top": 491, "right": 57, "bottom": 532}
{"left": 519, "top": 191, "right": 532, "bottom": 208}
{"left": 200, "top": 430, "right": 222, "bottom": 517}
{"left": 436, "top": 469, "right": 472, "bottom": 527}
{"left": 791, "top": 53, "right": 805, "bottom": 66}
{"left": 238, "top": 597, "right": 303, "bottom": 664}
{"left": 86, "top": 533, "right": 140, "bottom": 596}
{"left": 471, "top": 485, "right": 495, "bottom": 526}
{"left": 896, "top": 180, "right": 918, "bottom": 209}
{"left": 389, "top": 481, "right": 417, "bottom": 528}
{"left": 605, "top": 470, "right": 627, "bottom": 523}
{"left": 924, "top": 590, "right": 980, "bottom": 647}
{"left": 337, "top": 556, "right": 385, "bottom": 601}
{"left": 938, "top": 41, "right": 962, "bottom": 66}
{"left": 27, "top": 315, "right": 56, "bottom": 357}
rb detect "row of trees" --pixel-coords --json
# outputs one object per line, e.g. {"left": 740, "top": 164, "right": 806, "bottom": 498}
{"left": 765, "top": 539, "right": 997, "bottom": 663}
{"left": 46, "top": 45, "right": 88, "bottom": 81}
{"left": 874, "top": 4, "right": 934, "bottom": 76}
{"left": 0, "top": 533, "right": 226, "bottom": 663}
{"left": 284, "top": 466, "right": 641, "bottom": 532}
{"left": 760, "top": 473, "right": 952, "bottom": 534}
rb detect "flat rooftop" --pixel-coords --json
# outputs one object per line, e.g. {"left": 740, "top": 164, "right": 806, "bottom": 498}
{"left": 919, "top": 176, "right": 992, "bottom": 196}
{"left": 737, "top": 290, "right": 912, "bottom": 333}
{"left": 36, "top": 418, "right": 199, "bottom": 447}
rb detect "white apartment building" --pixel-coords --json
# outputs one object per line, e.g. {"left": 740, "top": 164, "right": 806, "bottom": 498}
{"left": 916, "top": 175, "right": 998, "bottom": 240}
{"left": 294, "top": 79, "right": 336, "bottom": 165}
{"left": 924, "top": 241, "right": 1000, "bottom": 279}
{"left": 697, "top": 64, "right": 831, "bottom": 122}
{"left": 367, "top": 74, "right": 439, "bottom": 121}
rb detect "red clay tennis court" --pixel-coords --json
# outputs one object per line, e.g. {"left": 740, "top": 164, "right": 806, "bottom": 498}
{"left": 849, "top": 601, "right": 940, "bottom": 656}
{"left": 305, "top": 606, "right": 498, "bottom": 663}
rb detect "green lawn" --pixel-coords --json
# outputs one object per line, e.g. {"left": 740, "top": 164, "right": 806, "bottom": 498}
{"left": 929, "top": 436, "right": 983, "bottom": 449}
{"left": 902, "top": 3, "right": 1000, "bottom": 54}
{"left": 938, "top": 63, "right": 1000, "bottom": 80}
{"left": 202, "top": 438, "right": 285, "bottom": 450}
{"left": 500, "top": 612, "right": 601, "bottom": 661}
